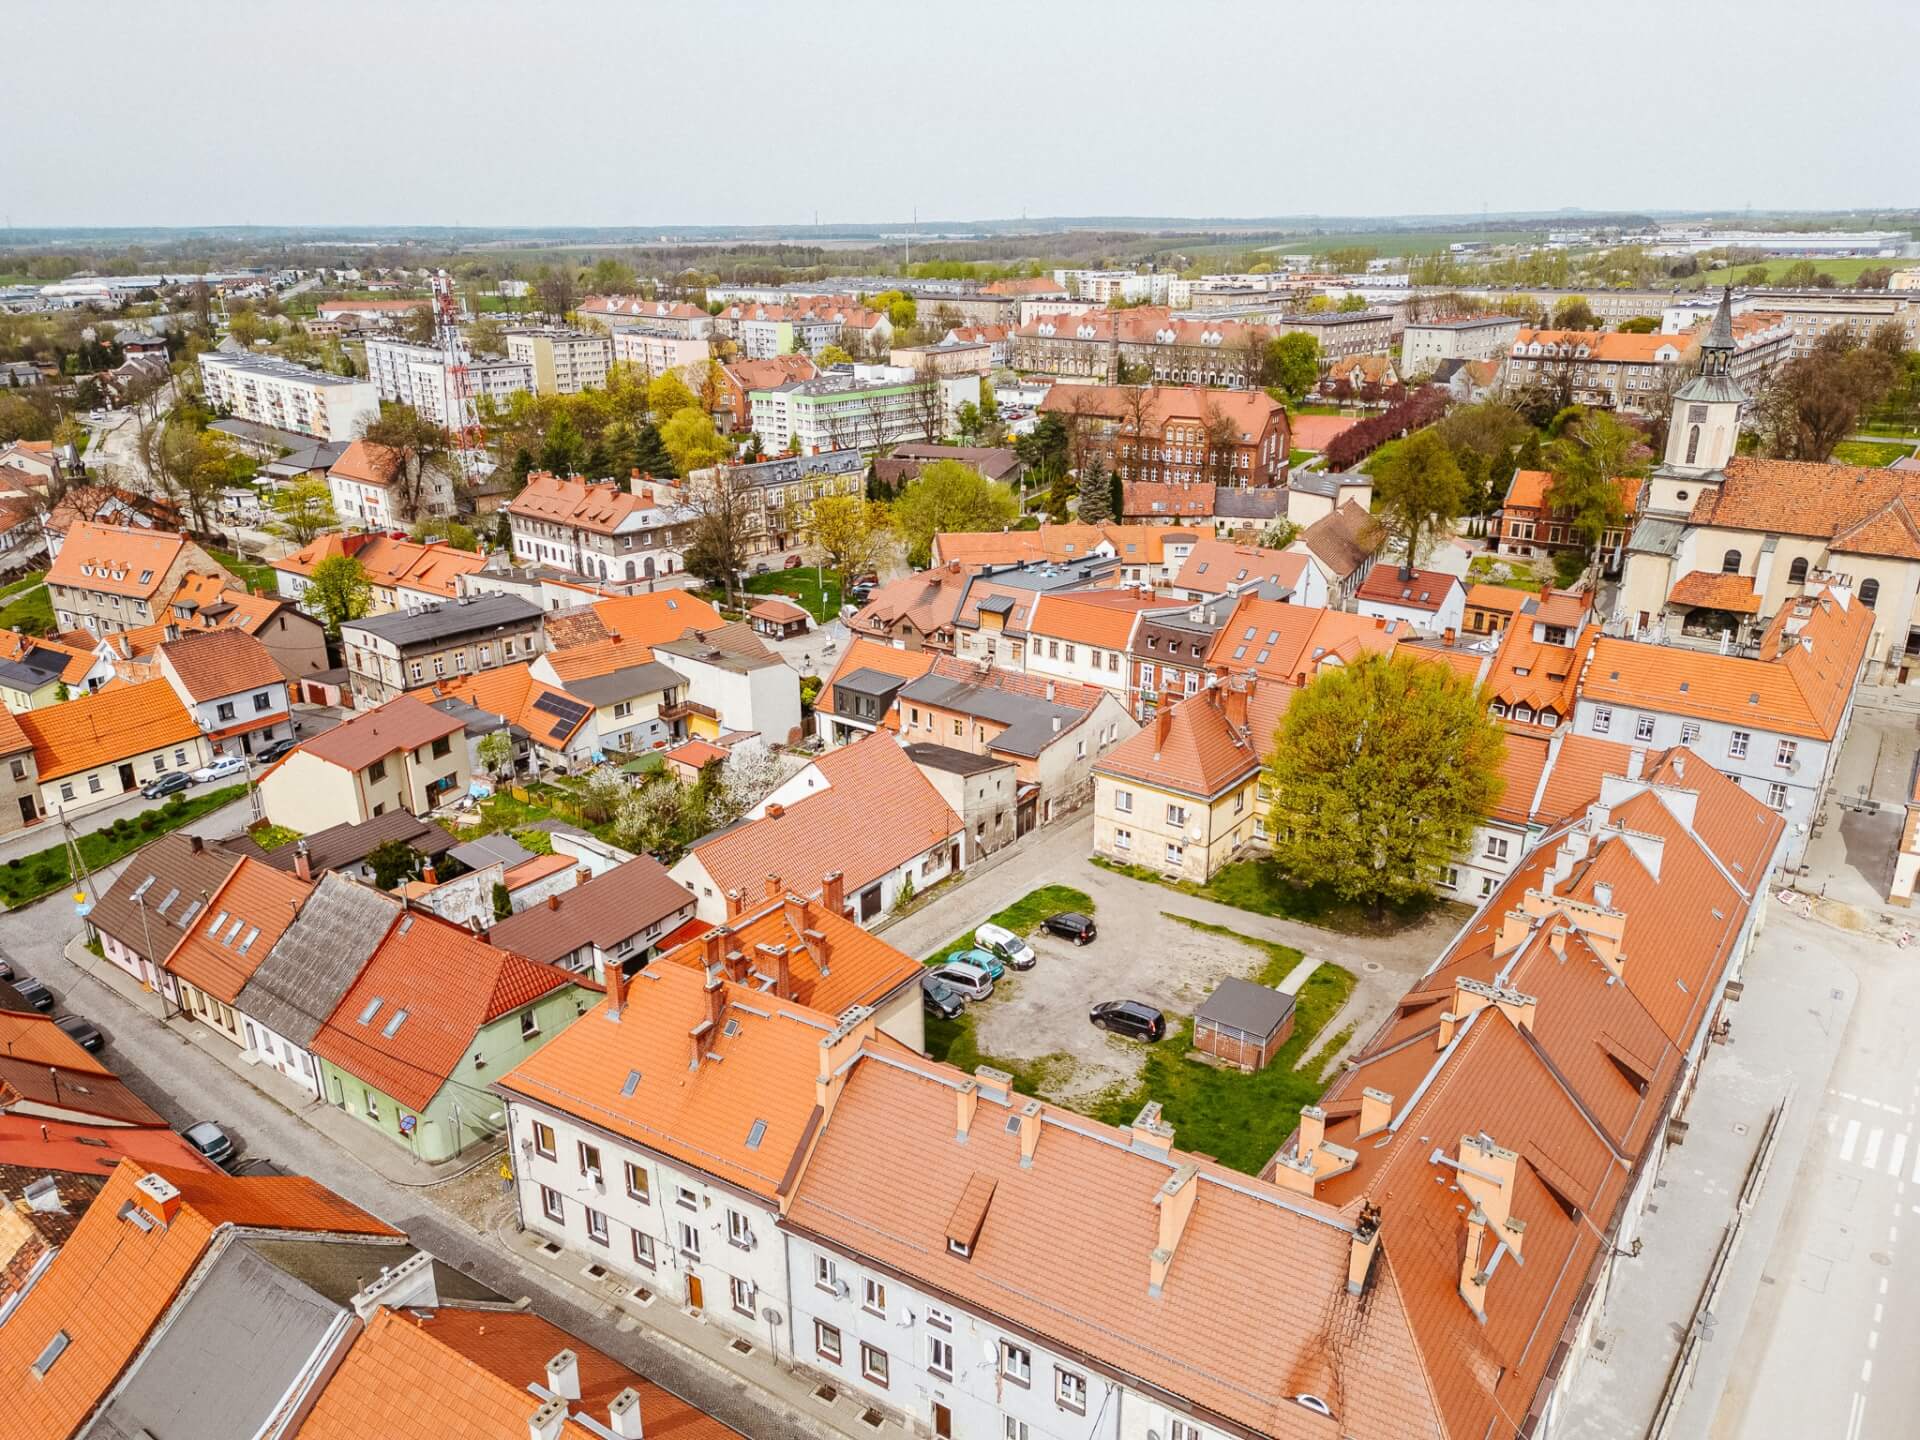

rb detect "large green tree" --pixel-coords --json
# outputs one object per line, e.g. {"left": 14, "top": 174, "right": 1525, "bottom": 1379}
{"left": 659, "top": 408, "right": 729, "bottom": 476}
{"left": 891, "top": 459, "right": 1020, "bottom": 567}
{"left": 267, "top": 476, "right": 339, "bottom": 544}
{"left": 307, "top": 554, "right": 373, "bottom": 635}
{"left": 1265, "top": 654, "right": 1506, "bottom": 915}
{"left": 360, "top": 404, "right": 453, "bottom": 523}
{"left": 1261, "top": 332, "right": 1321, "bottom": 403}
{"left": 808, "top": 494, "right": 891, "bottom": 594}
{"left": 1370, "top": 428, "right": 1468, "bottom": 567}
{"left": 1759, "top": 325, "right": 1905, "bottom": 462}
{"left": 1546, "top": 409, "right": 1643, "bottom": 583}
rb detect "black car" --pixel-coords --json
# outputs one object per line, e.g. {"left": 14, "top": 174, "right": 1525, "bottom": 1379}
{"left": 54, "top": 1014, "right": 104, "bottom": 1052}
{"left": 1041, "top": 911, "right": 1097, "bottom": 945}
{"left": 141, "top": 770, "right": 191, "bottom": 799}
{"left": 921, "top": 974, "right": 965, "bottom": 1020}
{"left": 0, "top": 955, "right": 15, "bottom": 982}
{"left": 1090, "top": 1000, "right": 1166, "bottom": 1042}
{"left": 253, "top": 737, "right": 297, "bottom": 764}
{"left": 10, "top": 974, "right": 54, "bottom": 1012}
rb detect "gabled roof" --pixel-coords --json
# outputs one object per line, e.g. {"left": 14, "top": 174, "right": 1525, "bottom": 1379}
{"left": 156, "top": 626, "right": 282, "bottom": 701}
{"left": 1095, "top": 678, "right": 1282, "bottom": 800}
{"left": 235, "top": 871, "right": 405, "bottom": 1049}
{"left": 485, "top": 855, "right": 693, "bottom": 967}
{"left": 1579, "top": 587, "right": 1871, "bottom": 740}
{"left": 1484, "top": 623, "right": 1597, "bottom": 719}
{"left": 1355, "top": 564, "right": 1463, "bottom": 613}
{"left": 300, "top": 1304, "right": 741, "bottom": 1440}
{"left": 88, "top": 831, "right": 244, "bottom": 959}
{"left": 1687, "top": 457, "right": 1920, "bottom": 555}
{"left": 507, "top": 472, "right": 657, "bottom": 535}
{"left": 161, "top": 857, "right": 312, "bottom": 1005}
{"left": 271, "top": 533, "right": 487, "bottom": 598}
{"left": 849, "top": 564, "right": 974, "bottom": 642}
{"left": 15, "top": 678, "right": 199, "bottom": 782}
{"left": 685, "top": 733, "right": 960, "bottom": 901}
{"left": 430, "top": 663, "right": 593, "bottom": 752}
{"left": 1123, "top": 480, "right": 1217, "bottom": 518}
{"left": 1024, "top": 588, "right": 1161, "bottom": 649}
{"left": 1038, "top": 384, "right": 1284, "bottom": 443}
{"left": 0, "top": 1162, "right": 399, "bottom": 1440}
{"left": 44, "top": 521, "right": 192, "bottom": 600}
{"left": 1204, "top": 595, "right": 1401, "bottom": 687}
{"left": 1175, "top": 538, "right": 1310, "bottom": 597}
{"left": 342, "top": 592, "right": 541, "bottom": 648}
{"left": 1504, "top": 468, "right": 1644, "bottom": 515}
{"left": 292, "top": 693, "right": 464, "bottom": 773}
{"left": 0, "top": 630, "right": 96, "bottom": 686}
{"left": 326, "top": 438, "right": 404, "bottom": 488}
{"left": 1297, "top": 500, "right": 1386, "bottom": 580}
{"left": 311, "top": 910, "right": 584, "bottom": 1111}
{"left": 497, "top": 961, "right": 835, "bottom": 1201}
{"left": 660, "top": 888, "right": 921, "bottom": 1017}
{"left": 901, "top": 661, "right": 1106, "bottom": 757}
{"left": 815, "top": 639, "right": 937, "bottom": 719}
{"left": 232, "top": 809, "right": 455, "bottom": 876}
{"left": 1464, "top": 583, "right": 1534, "bottom": 617}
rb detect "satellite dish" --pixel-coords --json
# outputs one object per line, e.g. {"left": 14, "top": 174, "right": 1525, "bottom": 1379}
{"left": 760, "top": 1306, "right": 783, "bottom": 1325}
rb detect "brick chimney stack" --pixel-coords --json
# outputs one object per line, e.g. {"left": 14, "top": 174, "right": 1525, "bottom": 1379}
{"left": 1153, "top": 703, "right": 1176, "bottom": 755}
{"left": 822, "top": 871, "right": 846, "bottom": 916}
{"left": 764, "top": 871, "right": 783, "bottom": 900}
{"left": 293, "top": 839, "right": 312, "bottom": 883}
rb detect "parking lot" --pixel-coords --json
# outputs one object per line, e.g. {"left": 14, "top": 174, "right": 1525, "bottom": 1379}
{"left": 956, "top": 908, "right": 1320, "bottom": 1105}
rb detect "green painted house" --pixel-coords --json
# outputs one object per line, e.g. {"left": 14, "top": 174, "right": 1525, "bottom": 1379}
{"left": 310, "top": 909, "right": 596, "bottom": 1163}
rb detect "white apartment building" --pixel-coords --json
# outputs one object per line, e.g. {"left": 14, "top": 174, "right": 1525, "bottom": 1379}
{"left": 609, "top": 326, "right": 713, "bottom": 380}
{"left": 362, "top": 337, "right": 533, "bottom": 424}
{"left": 507, "top": 327, "right": 614, "bottom": 394}
{"left": 1051, "top": 269, "right": 1192, "bottom": 306}
{"left": 197, "top": 353, "right": 380, "bottom": 441}
{"left": 748, "top": 367, "right": 976, "bottom": 455}
{"left": 1399, "top": 315, "right": 1522, "bottom": 379}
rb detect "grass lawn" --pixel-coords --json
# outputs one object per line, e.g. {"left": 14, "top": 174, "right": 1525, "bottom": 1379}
{"left": 246, "top": 821, "right": 301, "bottom": 852}
{"left": 1678, "top": 258, "right": 1899, "bottom": 290}
{"left": 1467, "top": 553, "right": 1544, "bottom": 593}
{"left": 1089, "top": 853, "right": 1456, "bottom": 936}
{"left": 743, "top": 566, "right": 843, "bottom": 624}
{"left": 0, "top": 582, "right": 53, "bottom": 634}
{"left": 1832, "top": 440, "right": 1917, "bottom": 468}
{"left": 1287, "top": 402, "right": 1349, "bottom": 417}
{"left": 208, "top": 546, "right": 277, "bottom": 594}
{"left": 922, "top": 884, "right": 1092, "bottom": 968}
{"left": 2, "top": 784, "right": 250, "bottom": 909}
{"left": 1287, "top": 449, "right": 1317, "bottom": 468}
{"left": 0, "top": 570, "right": 45, "bottom": 602}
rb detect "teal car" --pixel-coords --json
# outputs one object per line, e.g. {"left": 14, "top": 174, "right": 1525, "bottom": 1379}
{"left": 953, "top": 946, "right": 1007, "bottom": 980}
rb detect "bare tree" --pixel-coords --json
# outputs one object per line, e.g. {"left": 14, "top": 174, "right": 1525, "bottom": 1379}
{"left": 683, "top": 467, "right": 753, "bottom": 606}
{"left": 1117, "top": 386, "right": 1158, "bottom": 479}
{"left": 908, "top": 372, "right": 948, "bottom": 444}
{"left": 1200, "top": 400, "right": 1239, "bottom": 486}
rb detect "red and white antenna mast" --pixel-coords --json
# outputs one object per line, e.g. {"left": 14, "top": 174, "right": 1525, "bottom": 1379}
{"left": 431, "top": 268, "right": 480, "bottom": 479}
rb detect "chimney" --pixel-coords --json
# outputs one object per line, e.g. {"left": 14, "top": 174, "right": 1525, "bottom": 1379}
{"left": 802, "top": 926, "right": 831, "bottom": 977}
{"left": 547, "top": 892, "right": 560, "bottom": 912}
{"left": 576, "top": 866, "right": 592, "bottom": 888}
{"left": 955, "top": 1078, "right": 979, "bottom": 1142}
{"left": 1148, "top": 1164, "right": 1199, "bottom": 1296}
{"left": 702, "top": 928, "right": 728, "bottom": 969}
{"left": 765, "top": 802, "right": 784, "bottom": 819}
{"left": 1348, "top": 1202, "right": 1382, "bottom": 1296}
{"left": 545, "top": 1349, "right": 581, "bottom": 1401}
{"left": 764, "top": 871, "right": 783, "bottom": 900}
{"left": 724, "top": 888, "right": 745, "bottom": 920}
{"left": 1626, "top": 746, "right": 1645, "bottom": 780}
{"left": 604, "top": 963, "right": 626, "bottom": 1021}
{"left": 1443, "top": 627, "right": 1456, "bottom": 645}
{"left": 528, "top": 1400, "right": 567, "bottom": 1440}
{"left": 608, "top": 1388, "right": 645, "bottom": 1439}
{"left": 705, "top": 965, "right": 726, "bottom": 1033}
{"left": 1298, "top": 1104, "right": 1326, "bottom": 1157}
{"left": 188, "top": 834, "right": 204, "bottom": 855}
{"left": 421, "top": 863, "right": 437, "bottom": 886}
{"left": 293, "top": 838, "right": 312, "bottom": 883}
{"left": 1129, "top": 1100, "right": 1174, "bottom": 1157}
{"left": 775, "top": 946, "right": 794, "bottom": 1000}
{"left": 783, "top": 891, "right": 807, "bottom": 937}
{"left": 1358, "top": 1087, "right": 1394, "bottom": 1139}
{"left": 132, "top": 1171, "right": 183, "bottom": 1226}
{"left": 748, "top": 943, "right": 780, "bottom": 985}
{"left": 1017, "top": 1098, "right": 1043, "bottom": 1167}
{"left": 822, "top": 870, "right": 846, "bottom": 916}
{"left": 1460, "top": 1208, "right": 1491, "bottom": 1321}
{"left": 1044, "top": 680, "right": 1055, "bottom": 702}
{"left": 1153, "top": 703, "right": 1175, "bottom": 755}
{"left": 1220, "top": 677, "right": 1248, "bottom": 732}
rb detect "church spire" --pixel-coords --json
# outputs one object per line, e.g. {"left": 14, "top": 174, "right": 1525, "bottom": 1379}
{"left": 1700, "top": 286, "right": 1735, "bottom": 377}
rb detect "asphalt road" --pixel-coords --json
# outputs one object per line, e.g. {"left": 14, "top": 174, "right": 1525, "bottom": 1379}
{"left": 0, "top": 805, "right": 819, "bottom": 1440}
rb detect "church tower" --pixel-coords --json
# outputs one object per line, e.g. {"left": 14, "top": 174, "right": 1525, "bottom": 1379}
{"left": 1661, "top": 287, "right": 1744, "bottom": 476}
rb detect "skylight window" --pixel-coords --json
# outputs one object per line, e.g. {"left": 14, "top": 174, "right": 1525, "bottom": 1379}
{"left": 31, "top": 1331, "right": 69, "bottom": 1377}
{"left": 130, "top": 875, "right": 155, "bottom": 901}
{"left": 358, "top": 998, "right": 383, "bottom": 1025}
{"left": 381, "top": 1008, "right": 409, "bottom": 1038}
{"left": 224, "top": 918, "right": 245, "bottom": 944}
{"left": 745, "top": 1119, "right": 767, "bottom": 1150}
{"left": 179, "top": 900, "right": 203, "bottom": 926}
{"left": 622, "top": 1070, "right": 641, "bottom": 1097}
{"left": 208, "top": 910, "right": 229, "bottom": 935}
{"left": 238, "top": 926, "right": 260, "bottom": 954}
{"left": 155, "top": 887, "right": 179, "bottom": 916}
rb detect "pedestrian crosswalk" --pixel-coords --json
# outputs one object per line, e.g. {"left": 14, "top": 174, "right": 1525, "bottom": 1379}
{"left": 1829, "top": 1106, "right": 1919, "bottom": 1179}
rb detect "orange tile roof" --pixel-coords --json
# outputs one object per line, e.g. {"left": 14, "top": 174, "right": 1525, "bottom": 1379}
{"left": 748, "top": 596, "right": 808, "bottom": 623}
{"left": 0, "top": 704, "right": 29, "bottom": 758}
{"left": 1038, "top": 384, "right": 1284, "bottom": 443}
{"left": 1095, "top": 679, "right": 1273, "bottom": 800}
{"left": 586, "top": 588, "right": 724, "bottom": 645}
{"left": 814, "top": 639, "right": 938, "bottom": 719}
{"left": 540, "top": 632, "right": 660, "bottom": 682}
{"left": 723, "top": 354, "right": 818, "bottom": 392}
{"left": 1667, "top": 569, "right": 1763, "bottom": 614}
{"left": 44, "top": 521, "right": 193, "bottom": 600}
{"left": 1510, "top": 327, "right": 1699, "bottom": 364}
{"left": 272, "top": 533, "right": 487, "bottom": 597}
{"left": 1123, "top": 480, "right": 1216, "bottom": 517}
{"left": 1503, "top": 468, "right": 1643, "bottom": 515}
{"left": 932, "top": 522, "right": 1201, "bottom": 569}
{"left": 1579, "top": 587, "right": 1871, "bottom": 740}
{"left": 328, "top": 438, "right": 405, "bottom": 488}
{"left": 660, "top": 889, "right": 921, "bottom": 1018}
{"left": 1688, "top": 457, "right": 1920, "bottom": 556}
{"left": 301, "top": 1305, "right": 742, "bottom": 1440}
{"left": 783, "top": 1053, "right": 1441, "bottom": 1440}
{"left": 430, "top": 664, "right": 592, "bottom": 751}
{"left": 14, "top": 678, "right": 199, "bottom": 782}
{"left": 0, "top": 1161, "right": 398, "bottom": 1440}
{"left": 1024, "top": 588, "right": 1160, "bottom": 649}
{"left": 1464, "top": 583, "right": 1533, "bottom": 617}
{"left": 0, "top": 629, "right": 96, "bottom": 685}
{"left": 1173, "top": 537, "right": 1311, "bottom": 596}
{"left": 161, "top": 857, "right": 312, "bottom": 1004}
{"left": 294, "top": 692, "right": 464, "bottom": 773}
{"left": 0, "top": 1011, "right": 114, "bottom": 1076}
{"left": 1355, "top": 563, "right": 1463, "bottom": 612}
{"left": 1204, "top": 596, "right": 1401, "bottom": 687}
{"left": 507, "top": 471, "right": 659, "bottom": 535}
{"left": 664, "top": 738, "right": 729, "bottom": 769}
{"left": 849, "top": 564, "right": 974, "bottom": 643}
{"left": 498, "top": 961, "right": 838, "bottom": 1201}
{"left": 503, "top": 851, "right": 576, "bottom": 891}
{"left": 1483, "top": 624, "right": 1596, "bottom": 719}
{"left": 156, "top": 626, "right": 283, "bottom": 700}
{"left": 1531, "top": 732, "right": 1640, "bottom": 824}
{"left": 1489, "top": 724, "right": 1552, "bottom": 824}
{"left": 311, "top": 910, "right": 585, "bottom": 1111}
{"left": 0, "top": 1115, "right": 218, "bottom": 1178}
{"left": 685, "top": 733, "right": 960, "bottom": 902}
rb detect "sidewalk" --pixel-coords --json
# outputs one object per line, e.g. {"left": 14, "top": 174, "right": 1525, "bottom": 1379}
{"left": 1553, "top": 911, "right": 1858, "bottom": 1439}
{"left": 490, "top": 1207, "right": 902, "bottom": 1440}
{"left": 62, "top": 932, "right": 487, "bottom": 1188}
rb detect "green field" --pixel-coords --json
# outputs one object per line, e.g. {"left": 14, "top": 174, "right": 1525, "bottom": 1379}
{"left": 1832, "top": 440, "right": 1917, "bottom": 468}
{"left": 743, "top": 565, "right": 843, "bottom": 623}
{"left": 0, "top": 582, "right": 53, "bottom": 634}
{"left": 1675, "top": 256, "right": 1904, "bottom": 291}
{"left": 208, "top": 546, "right": 277, "bottom": 594}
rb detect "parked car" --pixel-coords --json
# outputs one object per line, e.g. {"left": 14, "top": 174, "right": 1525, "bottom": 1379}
{"left": 0, "top": 955, "right": 15, "bottom": 982}
{"left": 141, "top": 770, "right": 192, "bottom": 799}
{"left": 783, "top": 553, "right": 803, "bottom": 569}
{"left": 10, "top": 974, "right": 54, "bottom": 1012}
{"left": 192, "top": 754, "right": 247, "bottom": 784}
{"left": 1041, "top": 911, "right": 1098, "bottom": 945}
{"left": 54, "top": 1014, "right": 104, "bottom": 1052}
{"left": 974, "top": 923, "right": 1037, "bottom": 970}
{"left": 183, "top": 1120, "right": 235, "bottom": 1168}
{"left": 752, "top": 561, "right": 771, "bottom": 575}
{"left": 253, "top": 737, "right": 297, "bottom": 764}
{"left": 927, "top": 961, "right": 995, "bottom": 1001}
{"left": 950, "top": 946, "right": 1006, "bottom": 981}
{"left": 1089, "top": 1000, "right": 1166, "bottom": 1042}
{"left": 921, "top": 974, "right": 965, "bottom": 1020}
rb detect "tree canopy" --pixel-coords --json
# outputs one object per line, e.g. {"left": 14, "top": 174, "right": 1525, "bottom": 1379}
{"left": 659, "top": 408, "right": 729, "bottom": 476}
{"left": 890, "top": 459, "right": 1020, "bottom": 567}
{"left": 1265, "top": 653, "right": 1506, "bottom": 914}
{"left": 307, "top": 554, "right": 372, "bottom": 635}
{"left": 808, "top": 494, "right": 891, "bottom": 592}
{"left": 1546, "top": 409, "right": 1644, "bottom": 583}
{"left": 1368, "top": 428, "right": 1468, "bottom": 566}
{"left": 1261, "top": 332, "right": 1321, "bottom": 403}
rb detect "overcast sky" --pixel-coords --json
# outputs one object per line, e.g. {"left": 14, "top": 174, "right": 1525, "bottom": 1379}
{"left": 6, "top": 0, "right": 1915, "bottom": 230}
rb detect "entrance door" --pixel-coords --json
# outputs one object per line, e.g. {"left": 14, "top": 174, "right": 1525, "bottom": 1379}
{"left": 932, "top": 1403, "right": 952, "bottom": 1439}
{"left": 859, "top": 884, "right": 882, "bottom": 922}
{"left": 686, "top": 1275, "right": 704, "bottom": 1311}
{"left": 17, "top": 796, "right": 34, "bottom": 824}
{"left": 117, "top": 763, "right": 137, "bottom": 791}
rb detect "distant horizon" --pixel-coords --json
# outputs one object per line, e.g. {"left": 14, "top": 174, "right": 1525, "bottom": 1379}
{"left": 6, "top": 0, "right": 1915, "bottom": 230}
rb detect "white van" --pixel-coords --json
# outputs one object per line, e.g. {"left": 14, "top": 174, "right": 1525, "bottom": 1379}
{"left": 974, "top": 922, "right": 1037, "bottom": 970}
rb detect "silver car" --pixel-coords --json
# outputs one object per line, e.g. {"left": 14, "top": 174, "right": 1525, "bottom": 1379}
{"left": 927, "top": 960, "right": 995, "bottom": 1001}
